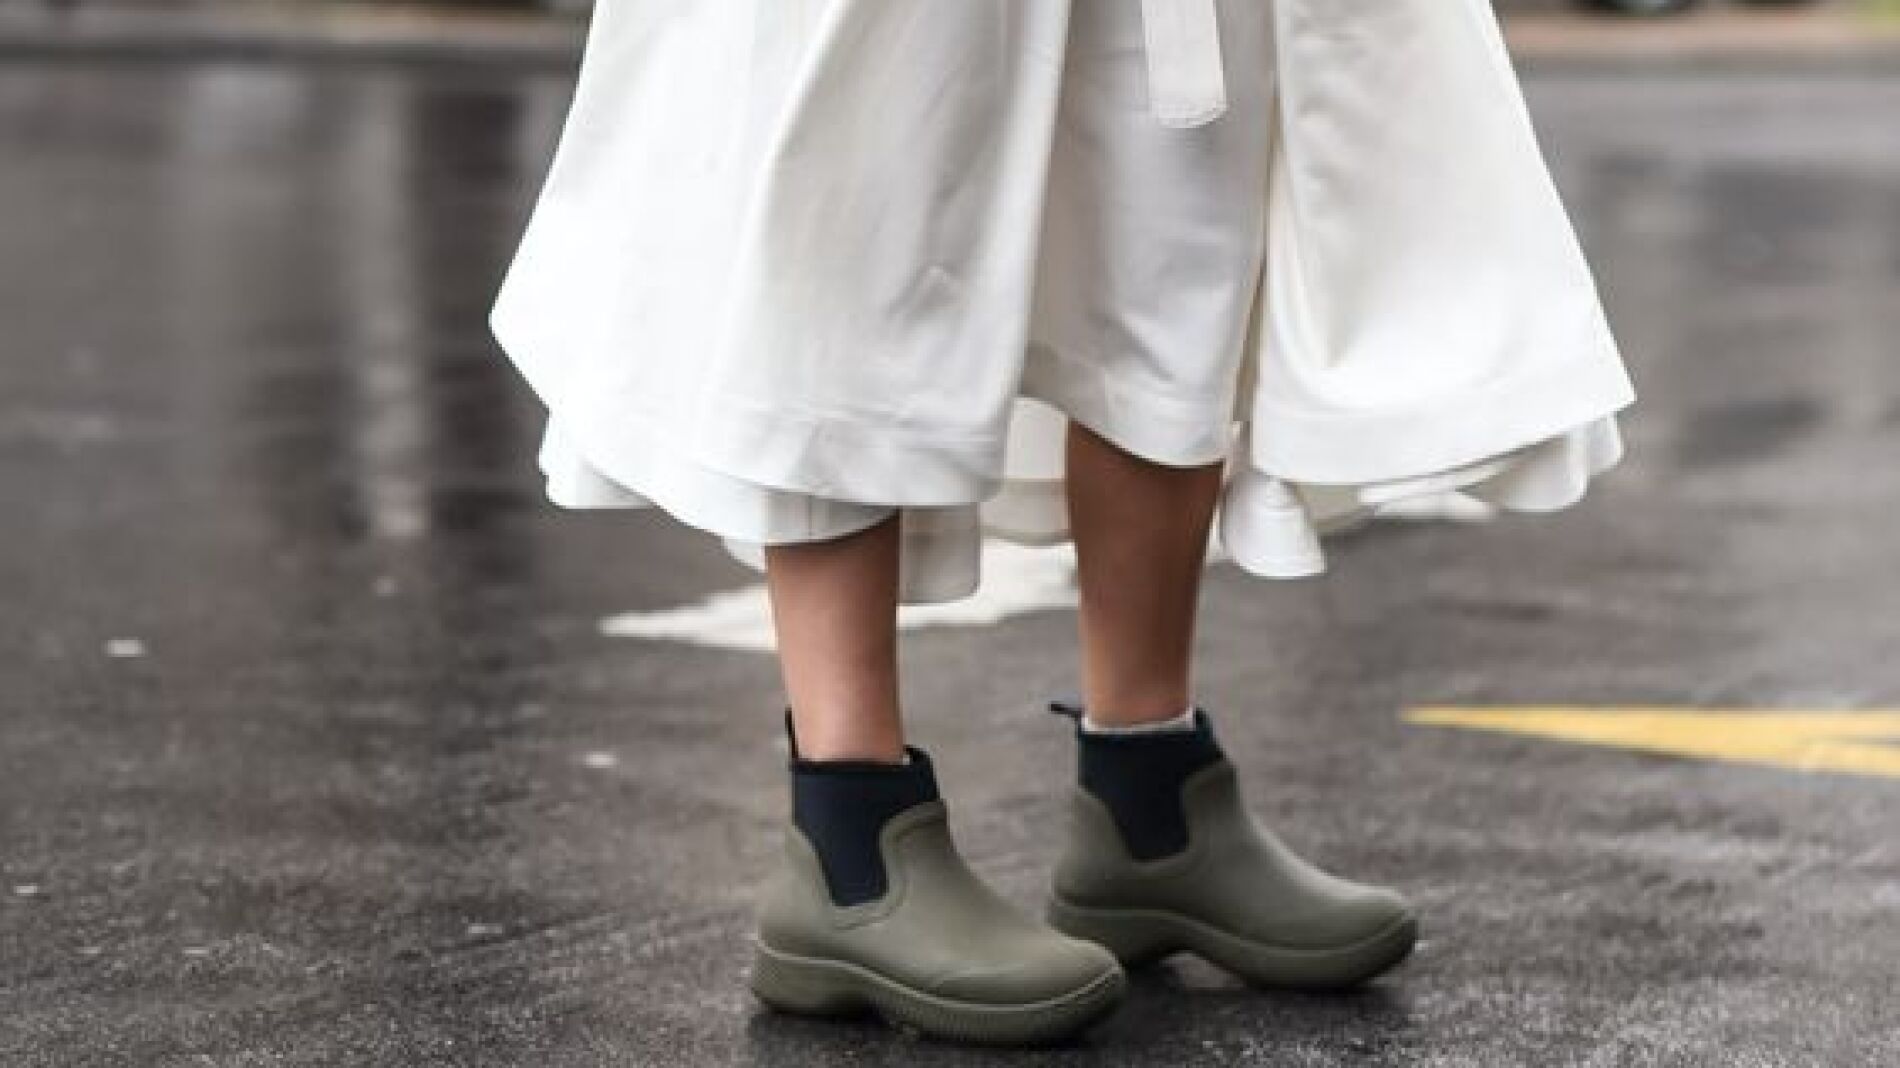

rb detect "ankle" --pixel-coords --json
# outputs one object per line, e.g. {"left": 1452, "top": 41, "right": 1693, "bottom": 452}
{"left": 784, "top": 703, "right": 906, "bottom": 763}
{"left": 1082, "top": 701, "right": 1197, "bottom": 735}
{"left": 1073, "top": 683, "right": 1200, "bottom": 731}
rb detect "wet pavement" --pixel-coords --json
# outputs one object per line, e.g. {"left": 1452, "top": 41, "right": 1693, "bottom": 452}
{"left": 3, "top": 59, "right": 1899, "bottom": 1066}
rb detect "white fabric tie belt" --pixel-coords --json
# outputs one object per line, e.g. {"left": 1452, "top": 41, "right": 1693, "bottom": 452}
{"left": 1140, "top": 0, "right": 1228, "bottom": 127}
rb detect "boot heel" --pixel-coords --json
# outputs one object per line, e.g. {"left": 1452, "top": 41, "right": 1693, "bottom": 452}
{"left": 749, "top": 943, "right": 865, "bottom": 1016}
{"left": 1046, "top": 896, "right": 1176, "bottom": 967}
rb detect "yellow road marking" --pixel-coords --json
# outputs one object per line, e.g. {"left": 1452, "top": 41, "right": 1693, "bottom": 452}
{"left": 1405, "top": 708, "right": 1900, "bottom": 779}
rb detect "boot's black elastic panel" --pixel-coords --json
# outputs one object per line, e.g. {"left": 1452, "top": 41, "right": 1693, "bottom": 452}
{"left": 1052, "top": 698, "right": 1225, "bottom": 862}
{"left": 783, "top": 707, "right": 940, "bottom": 907}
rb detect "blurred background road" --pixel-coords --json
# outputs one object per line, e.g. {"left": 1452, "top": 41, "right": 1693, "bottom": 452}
{"left": 1, "top": 0, "right": 1894, "bottom": 67}
{"left": 2, "top": 2, "right": 1898, "bottom": 1066}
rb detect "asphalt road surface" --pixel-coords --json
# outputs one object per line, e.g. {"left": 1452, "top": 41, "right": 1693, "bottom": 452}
{"left": 2, "top": 60, "right": 1898, "bottom": 1066}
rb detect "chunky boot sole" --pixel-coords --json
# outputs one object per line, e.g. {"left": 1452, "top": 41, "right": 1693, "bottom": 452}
{"left": 1046, "top": 896, "right": 1418, "bottom": 990}
{"left": 749, "top": 940, "right": 1126, "bottom": 1046}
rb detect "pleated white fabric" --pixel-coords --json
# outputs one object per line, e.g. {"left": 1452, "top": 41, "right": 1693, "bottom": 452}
{"left": 490, "top": 0, "right": 1637, "bottom": 604}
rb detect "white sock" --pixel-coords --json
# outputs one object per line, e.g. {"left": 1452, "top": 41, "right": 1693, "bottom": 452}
{"left": 1080, "top": 702, "right": 1198, "bottom": 735}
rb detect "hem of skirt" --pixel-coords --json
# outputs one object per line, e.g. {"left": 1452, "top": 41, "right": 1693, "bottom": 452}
{"left": 522, "top": 330, "right": 1244, "bottom": 540}
{"left": 493, "top": 316, "right": 1011, "bottom": 514}
{"left": 536, "top": 407, "right": 1626, "bottom": 600}
{"left": 534, "top": 400, "right": 1626, "bottom": 585}
{"left": 1217, "top": 413, "right": 1627, "bottom": 581}
{"left": 1018, "top": 340, "right": 1237, "bottom": 468}
{"left": 535, "top": 403, "right": 1001, "bottom": 514}
{"left": 1247, "top": 340, "right": 1638, "bottom": 487}
{"left": 505, "top": 319, "right": 1632, "bottom": 600}
{"left": 720, "top": 508, "right": 990, "bottom": 607}
{"left": 683, "top": 391, "right": 1006, "bottom": 506}
{"left": 536, "top": 414, "right": 897, "bottom": 545}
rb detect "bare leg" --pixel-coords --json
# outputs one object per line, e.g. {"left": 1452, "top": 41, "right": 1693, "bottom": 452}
{"left": 763, "top": 511, "right": 906, "bottom": 762}
{"left": 1065, "top": 420, "right": 1226, "bottom": 728}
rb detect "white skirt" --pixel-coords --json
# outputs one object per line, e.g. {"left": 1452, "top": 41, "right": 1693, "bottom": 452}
{"left": 489, "top": 0, "right": 1637, "bottom": 604}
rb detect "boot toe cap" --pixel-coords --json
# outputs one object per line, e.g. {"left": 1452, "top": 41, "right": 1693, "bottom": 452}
{"left": 932, "top": 936, "right": 1122, "bottom": 1004}
{"left": 1301, "top": 882, "right": 1416, "bottom": 947}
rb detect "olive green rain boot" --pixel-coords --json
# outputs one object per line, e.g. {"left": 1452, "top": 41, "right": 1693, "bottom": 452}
{"left": 748, "top": 710, "right": 1126, "bottom": 1046}
{"left": 1042, "top": 698, "right": 1418, "bottom": 990}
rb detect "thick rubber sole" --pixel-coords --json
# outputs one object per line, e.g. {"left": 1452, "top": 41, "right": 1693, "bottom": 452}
{"left": 1046, "top": 895, "right": 1418, "bottom": 990}
{"left": 749, "top": 940, "right": 1126, "bottom": 1046}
